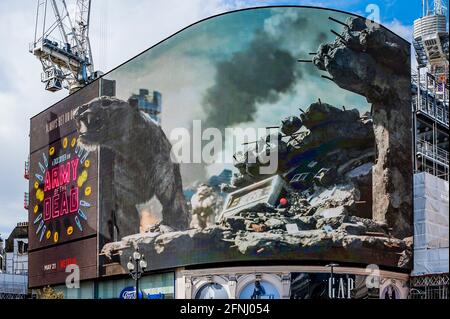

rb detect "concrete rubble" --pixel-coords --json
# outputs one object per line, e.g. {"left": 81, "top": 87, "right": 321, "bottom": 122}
{"left": 102, "top": 100, "right": 411, "bottom": 270}
{"left": 312, "top": 16, "right": 412, "bottom": 238}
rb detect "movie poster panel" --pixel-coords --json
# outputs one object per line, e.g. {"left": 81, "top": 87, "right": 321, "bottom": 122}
{"left": 28, "top": 135, "right": 98, "bottom": 250}
{"left": 28, "top": 79, "right": 115, "bottom": 287}
{"left": 28, "top": 79, "right": 116, "bottom": 253}
{"left": 71, "top": 7, "right": 411, "bottom": 275}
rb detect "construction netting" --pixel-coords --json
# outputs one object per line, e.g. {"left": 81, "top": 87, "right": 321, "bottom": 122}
{"left": 413, "top": 172, "right": 449, "bottom": 275}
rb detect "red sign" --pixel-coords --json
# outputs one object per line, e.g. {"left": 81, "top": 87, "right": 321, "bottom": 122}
{"left": 29, "top": 133, "right": 97, "bottom": 248}
{"left": 43, "top": 158, "right": 80, "bottom": 221}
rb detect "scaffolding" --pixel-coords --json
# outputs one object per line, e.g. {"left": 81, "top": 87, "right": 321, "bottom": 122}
{"left": 411, "top": 3, "right": 449, "bottom": 298}
{"left": 416, "top": 138, "right": 449, "bottom": 181}
{"left": 413, "top": 70, "right": 449, "bottom": 182}
{"left": 0, "top": 273, "right": 28, "bottom": 299}
{"left": 412, "top": 71, "right": 449, "bottom": 127}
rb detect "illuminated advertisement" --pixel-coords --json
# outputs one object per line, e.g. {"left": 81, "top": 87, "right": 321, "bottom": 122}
{"left": 29, "top": 6, "right": 413, "bottom": 287}
{"left": 239, "top": 281, "right": 280, "bottom": 299}
{"left": 289, "top": 272, "right": 408, "bottom": 299}
{"left": 28, "top": 80, "right": 106, "bottom": 251}
{"left": 28, "top": 79, "right": 114, "bottom": 287}
{"left": 28, "top": 134, "right": 98, "bottom": 248}
{"left": 93, "top": 6, "right": 412, "bottom": 275}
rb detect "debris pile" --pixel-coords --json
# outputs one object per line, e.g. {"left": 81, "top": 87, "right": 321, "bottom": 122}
{"left": 312, "top": 16, "right": 412, "bottom": 238}
{"left": 102, "top": 101, "right": 411, "bottom": 270}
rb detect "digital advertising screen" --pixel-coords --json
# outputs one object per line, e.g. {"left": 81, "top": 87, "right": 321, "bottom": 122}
{"left": 92, "top": 6, "right": 412, "bottom": 275}
{"left": 28, "top": 79, "right": 115, "bottom": 288}
{"left": 28, "top": 237, "right": 98, "bottom": 288}
{"left": 28, "top": 134, "right": 98, "bottom": 248}
{"left": 28, "top": 6, "right": 413, "bottom": 287}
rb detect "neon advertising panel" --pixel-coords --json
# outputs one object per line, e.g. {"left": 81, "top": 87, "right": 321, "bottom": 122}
{"left": 29, "top": 134, "right": 98, "bottom": 248}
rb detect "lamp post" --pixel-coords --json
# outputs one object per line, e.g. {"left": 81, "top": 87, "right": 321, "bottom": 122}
{"left": 127, "top": 247, "right": 147, "bottom": 300}
{"left": 325, "top": 263, "right": 339, "bottom": 299}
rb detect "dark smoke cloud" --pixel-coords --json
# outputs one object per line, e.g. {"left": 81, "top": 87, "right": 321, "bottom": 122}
{"left": 315, "top": 32, "right": 328, "bottom": 48}
{"left": 202, "top": 11, "right": 330, "bottom": 130}
{"left": 202, "top": 31, "right": 298, "bottom": 130}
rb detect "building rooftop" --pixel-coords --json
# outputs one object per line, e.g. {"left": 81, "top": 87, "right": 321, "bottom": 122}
{"left": 5, "top": 223, "right": 28, "bottom": 253}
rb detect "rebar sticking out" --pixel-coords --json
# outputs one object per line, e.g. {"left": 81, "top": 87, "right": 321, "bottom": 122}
{"left": 330, "top": 29, "right": 347, "bottom": 43}
{"left": 321, "top": 75, "right": 335, "bottom": 82}
{"left": 328, "top": 16, "right": 349, "bottom": 28}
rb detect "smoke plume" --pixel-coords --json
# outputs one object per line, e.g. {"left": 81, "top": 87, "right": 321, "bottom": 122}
{"left": 202, "top": 30, "right": 298, "bottom": 130}
{"left": 202, "top": 10, "right": 330, "bottom": 130}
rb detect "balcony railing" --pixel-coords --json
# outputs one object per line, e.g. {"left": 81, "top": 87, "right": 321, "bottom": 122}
{"left": 417, "top": 139, "right": 449, "bottom": 166}
{"left": 412, "top": 93, "right": 449, "bottom": 127}
{"left": 416, "top": 138, "right": 449, "bottom": 181}
{"left": 409, "top": 274, "right": 449, "bottom": 299}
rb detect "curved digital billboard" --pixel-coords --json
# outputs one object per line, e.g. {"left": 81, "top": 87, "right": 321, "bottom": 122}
{"left": 29, "top": 6, "right": 412, "bottom": 286}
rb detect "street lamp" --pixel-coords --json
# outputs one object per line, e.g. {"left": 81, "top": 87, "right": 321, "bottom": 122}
{"left": 127, "top": 247, "right": 147, "bottom": 299}
{"left": 325, "top": 263, "right": 339, "bottom": 299}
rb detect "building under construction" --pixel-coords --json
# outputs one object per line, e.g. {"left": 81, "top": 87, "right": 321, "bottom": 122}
{"left": 410, "top": 0, "right": 449, "bottom": 299}
{"left": 0, "top": 222, "right": 29, "bottom": 299}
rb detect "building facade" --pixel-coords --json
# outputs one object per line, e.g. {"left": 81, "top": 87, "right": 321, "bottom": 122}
{"left": 0, "top": 222, "right": 29, "bottom": 299}
{"left": 410, "top": 0, "right": 449, "bottom": 299}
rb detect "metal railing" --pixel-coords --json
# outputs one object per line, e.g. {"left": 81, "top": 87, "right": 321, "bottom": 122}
{"left": 413, "top": 92, "right": 449, "bottom": 127}
{"left": 410, "top": 286, "right": 449, "bottom": 299}
{"left": 417, "top": 138, "right": 449, "bottom": 165}
{"left": 412, "top": 68, "right": 449, "bottom": 126}
{"left": 409, "top": 274, "right": 449, "bottom": 299}
{"left": 0, "top": 283, "right": 27, "bottom": 294}
{"left": 416, "top": 138, "right": 449, "bottom": 181}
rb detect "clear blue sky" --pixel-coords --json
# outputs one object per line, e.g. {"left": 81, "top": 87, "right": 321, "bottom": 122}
{"left": 224, "top": 0, "right": 425, "bottom": 27}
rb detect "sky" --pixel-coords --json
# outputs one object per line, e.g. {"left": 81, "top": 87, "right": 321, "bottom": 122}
{"left": 0, "top": 0, "right": 432, "bottom": 239}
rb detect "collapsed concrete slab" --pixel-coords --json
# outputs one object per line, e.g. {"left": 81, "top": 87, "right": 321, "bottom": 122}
{"left": 312, "top": 16, "right": 412, "bottom": 238}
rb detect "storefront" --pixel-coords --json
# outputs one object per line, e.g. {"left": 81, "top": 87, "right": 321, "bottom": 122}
{"left": 177, "top": 266, "right": 409, "bottom": 299}
{"left": 53, "top": 272, "right": 175, "bottom": 299}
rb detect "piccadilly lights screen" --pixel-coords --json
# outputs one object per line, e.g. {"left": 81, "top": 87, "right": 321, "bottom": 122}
{"left": 31, "top": 134, "right": 94, "bottom": 244}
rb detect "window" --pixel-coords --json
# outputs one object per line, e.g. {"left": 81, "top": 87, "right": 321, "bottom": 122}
{"left": 239, "top": 280, "right": 280, "bottom": 299}
{"left": 195, "top": 283, "right": 229, "bottom": 299}
{"left": 17, "top": 241, "right": 28, "bottom": 255}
